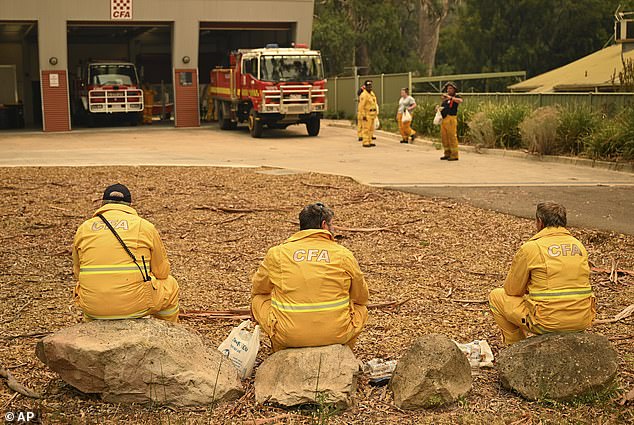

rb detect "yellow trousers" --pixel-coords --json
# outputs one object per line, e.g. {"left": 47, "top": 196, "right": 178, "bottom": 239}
{"left": 143, "top": 103, "right": 154, "bottom": 124}
{"left": 361, "top": 114, "right": 377, "bottom": 146}
{"left": 357, "top": 112, "right": 363, "bottom": 138}
{"left": 397, "top": 112, "right": 416, "bottom": 141}
{"left": 440, "top": 115, "right": 459, "bottom": 159}
{"left": 82, "top": 275, "right": 180, "bottom": 323}
{"left": 252, "top": 294, "right": 367, "bottom": 352}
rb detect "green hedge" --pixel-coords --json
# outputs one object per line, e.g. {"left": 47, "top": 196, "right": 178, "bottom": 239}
{"left": 384, "top": 99, "right": 633, "bottom": 162}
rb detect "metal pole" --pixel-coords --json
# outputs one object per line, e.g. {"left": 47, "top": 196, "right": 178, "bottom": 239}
{"left": 408, "top": 71, "right": 412, "bottom": 94}
{"left": 353, "top": 66, "right": 359, "bottom": 115}
{"left": 334, "top": 76, "right": 338, "bottom": 114}
{"left": 380, "top": 73, "right": 384, "bottom": 111}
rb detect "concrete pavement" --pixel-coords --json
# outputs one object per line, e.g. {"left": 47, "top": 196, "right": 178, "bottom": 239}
{"left": 1, "top": 121, "right": 633, "bottom": 233}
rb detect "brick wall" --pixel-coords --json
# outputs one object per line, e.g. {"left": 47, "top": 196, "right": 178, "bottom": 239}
{"left": 41, "top": 70, "right": 71, "bottom": 132}
{"left": 173, "top": 68, "right": 200, "bottom": 128}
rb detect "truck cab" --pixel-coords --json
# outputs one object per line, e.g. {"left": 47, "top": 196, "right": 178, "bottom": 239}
{"left": 210, "top": 45, "right": 327, "bottom": 138}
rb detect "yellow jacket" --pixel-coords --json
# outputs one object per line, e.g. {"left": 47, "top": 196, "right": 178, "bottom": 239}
{"left": 252, "top": 229, "right": 369, "bottom": 348}
{"left": 72, "top": 204, "right": 170, "bottom": 319}
{"left": 358, "top": 90, "right": 378, "bottom": 117}
{"left": 504, "top": 227, "right": 595, "bottom": 331}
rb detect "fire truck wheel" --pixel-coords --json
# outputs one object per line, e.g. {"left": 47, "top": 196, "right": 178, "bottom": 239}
{"left": 306, "top": 116, "right": 320, "bottom": 137}
{"left": 218, "top": 106, "right": 236, "bottom": 130}
{"left": 248, "top": 109, "right": 263, "bottom": 138}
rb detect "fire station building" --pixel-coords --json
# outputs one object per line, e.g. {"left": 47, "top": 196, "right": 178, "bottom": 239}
{"left": 0, "top": 0, "right": 314, "bottom": 131}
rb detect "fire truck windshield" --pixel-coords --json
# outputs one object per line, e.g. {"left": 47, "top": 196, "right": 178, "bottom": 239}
{"left": 260, "top": 55, "right": 324, "bottom": 82}
{"left": 89, "top": 64, "right": 138, "bottom": 86}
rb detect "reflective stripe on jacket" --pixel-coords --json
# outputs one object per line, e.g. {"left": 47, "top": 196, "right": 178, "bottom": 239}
{"left": 72, "top": 203, "right": 171, "bottom": 319}
{"left": 358, "top": 90, "right": 378, "bottom": 117}
{"left": 504, "top": 226, "right": 595, "bottom": 330}
{"left": 251, "top": 229, "right": 369, "bottom": 347}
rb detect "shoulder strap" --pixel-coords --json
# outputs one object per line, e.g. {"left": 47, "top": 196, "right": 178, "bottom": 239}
{"left": 97, "top": 213, "right": 151, "bottom": 282}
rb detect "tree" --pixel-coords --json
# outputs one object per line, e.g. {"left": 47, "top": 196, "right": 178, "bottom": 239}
{"left": 436, "top": 0, "right": 634, "bottom": 78}
{"left": 418, "top": 0, "right": 459, "bottom": 76}
{"left": 312, "top": 0, "right": 421, "bottom": 75}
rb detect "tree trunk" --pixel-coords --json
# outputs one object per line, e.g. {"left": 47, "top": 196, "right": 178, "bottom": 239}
{"left": 355, "top": 43, "right": 370, "bottom": 75}
{"left": 418, "top": 0, "right": 453, "bottom": 76}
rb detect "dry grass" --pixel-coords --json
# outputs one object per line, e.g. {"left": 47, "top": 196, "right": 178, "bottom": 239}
{"left": 0, "top": 166, "right": 632, "bottom": 424}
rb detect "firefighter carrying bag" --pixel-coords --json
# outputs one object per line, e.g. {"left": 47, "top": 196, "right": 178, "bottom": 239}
{"left": 218, "top": 320, "right": 261, "bottom": 379}
{"left": 97, "top": 214, "right": 152, "bottom": 283}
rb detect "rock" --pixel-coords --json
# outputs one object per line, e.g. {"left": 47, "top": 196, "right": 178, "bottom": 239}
{"left": 255, "top": 344, "right": 360, "bottom": 407}
{"left": 36, "top": 319, "right": 244, "bottom": 406}
{"left": 497, "top": 333, "right": 618, "bottom": 401}
{"left": 390, "top": 334, "right": 472, "bottom": 409}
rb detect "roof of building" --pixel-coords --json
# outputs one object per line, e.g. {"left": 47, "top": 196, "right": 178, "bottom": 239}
{"left": 509, "top": 44, "right": 634, "bottom": 92}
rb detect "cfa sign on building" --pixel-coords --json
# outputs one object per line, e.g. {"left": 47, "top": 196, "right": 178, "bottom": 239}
{"left": 111, "top": 0, "right": 133, "bottom": 20}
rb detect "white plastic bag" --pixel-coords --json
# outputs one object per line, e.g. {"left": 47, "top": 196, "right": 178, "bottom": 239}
{"left": 401, "top": 109, "right": 412, "bottom": 123}
{"left": 218, "top": 320, "right": 261, "bottom": 379}
{"left": 433, "top": 109, "right": 443, "bottom": 126}
{"left": 374, "top": 117, "right": 380, "bottom": 130}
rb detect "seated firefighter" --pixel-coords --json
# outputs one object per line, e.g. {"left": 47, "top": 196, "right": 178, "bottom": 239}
{"left": 72, "top": 184, "right": 180, "bottom": 322}
{"left": 489, "top": 201, "right": 595, "bottom": 344}
{"left": 251, "top": 203, "right": 369, "bottom": 352}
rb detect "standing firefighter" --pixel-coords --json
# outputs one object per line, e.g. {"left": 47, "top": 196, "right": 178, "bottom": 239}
{"left": 397, "top": 87, "right": 417, "bottom": 144}
{"left": 439, "top": 81, "right": 462, "bottom": 160}
{"left": 356, "top": 82, "right": 366, "bottom": 141}
{"left": 72, "top": 184, "right": 180, "bottom": 322}
{"left": 358, "top": 80, "right": 378, "bottom": 147}
{"left": 489, "top": 202, "right": 595, "bottom": 344}
{"left": 251, "top": 203, "right": 369, "bottom": 352}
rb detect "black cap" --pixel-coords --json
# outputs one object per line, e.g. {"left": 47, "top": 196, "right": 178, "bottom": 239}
{"left": 103, "top": 183, "right": 132, "bottom": 204}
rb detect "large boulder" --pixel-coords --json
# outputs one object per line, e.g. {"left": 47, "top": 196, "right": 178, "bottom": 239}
{"left": 255, "top": 344, "right": 361, "bottom": 407}
{"left": 497, "top": 333, "right": 618, "bottom": 401}
{"left": 36, "top": 319, "right": 244, "bottom": 406}
{"left": 390, "top": 334, "right": 472, "bottom": 409}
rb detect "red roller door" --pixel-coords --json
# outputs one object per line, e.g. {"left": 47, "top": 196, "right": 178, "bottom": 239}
{"left": 174, "top": 68, "right": 200, "bottom": 128}
{"left": 41, "top": 70, "right": 71, "bottom": 132}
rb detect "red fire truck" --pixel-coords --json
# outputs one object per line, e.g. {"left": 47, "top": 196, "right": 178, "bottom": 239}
{"left": 209, "top": 44, "right": 327, "bottom": 138}
{"left": 71, "top": 61, "right": 144, "bottom": 126}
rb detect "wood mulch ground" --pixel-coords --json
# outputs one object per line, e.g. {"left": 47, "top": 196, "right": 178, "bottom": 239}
{"left": 0, "top": 166, "right": 632, "bottom": 424}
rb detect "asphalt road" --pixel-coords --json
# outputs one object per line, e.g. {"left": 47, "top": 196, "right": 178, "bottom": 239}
{"left": 391, "top": 185, "right": 634, "bottom": 235}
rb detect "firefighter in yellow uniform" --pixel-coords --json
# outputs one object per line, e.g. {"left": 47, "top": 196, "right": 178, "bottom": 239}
{"left": 142, "top": 83, "right": 156, "bottom": 124}
{"left": 358, "top": 80, "right": 378, "bottom": 147}
{"left": 73, "top": 184, "right": 180, "bottom": 322}
{"left": 489, "top": 202, "right": 595, "bottom": 344}
{"left": 251, "top": 203, "right": 369, "bottom": 352}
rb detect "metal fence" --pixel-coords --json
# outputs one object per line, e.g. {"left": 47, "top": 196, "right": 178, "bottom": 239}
{"left": 325, "top": 71, "right": 634, "bottom": 117}
{"left": 412, "top": 92, "right": 634, "bottom": 115}
{"left": 325, "top": 73, "right": 411, "bottom": 117}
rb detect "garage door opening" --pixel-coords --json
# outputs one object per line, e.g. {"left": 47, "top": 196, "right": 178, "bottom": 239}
{"left": 198, "top": 22, "right": 294, "bottom": 123}
{"left": 67, "top": 23, "right": 173, "bottom": 128}
{"left": 0, "top": 21, "right": 39, "bottom": 130}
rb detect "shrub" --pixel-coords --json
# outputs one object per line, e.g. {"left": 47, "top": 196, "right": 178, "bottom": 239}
{"left": 466, "top": 111, "right": 496, "bottom": 148}
{"left": 411, "top": 100, "right": 441, "bottom": 138}
{"left": 557, "top": 107, "right": 599, "bottom": 155}
{"left": 519, "top": 106, "right": 560, "bottom": 155}
{"left": 489, "top": 103, "right": 531, "bottom": 149}
{"left": 585, "top": 107, "right": 634, "bottom": 160}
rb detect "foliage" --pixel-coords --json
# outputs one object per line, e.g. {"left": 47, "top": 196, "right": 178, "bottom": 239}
{"left": 519, "top": 107, "right": 561, "bottom": 155}
{"left": 436, "top": 0, "right": 634, "bottom": 79}
{"left": 312, "top": 0, "right": 421, "bottom": 76}
{"left": 411, "top": 100, "right": 441, "bottom": 137}
{"left": 585, "top": 107, "right": 634, "bottom": 160}
{"left": 483, "top": 103, "right": 531, "bottom": 149}
{"left": 466, "top": 111, "right": 495, "bottom": 148}
{"left": 557, "top": 107, "right": 600, "bottom": 155}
